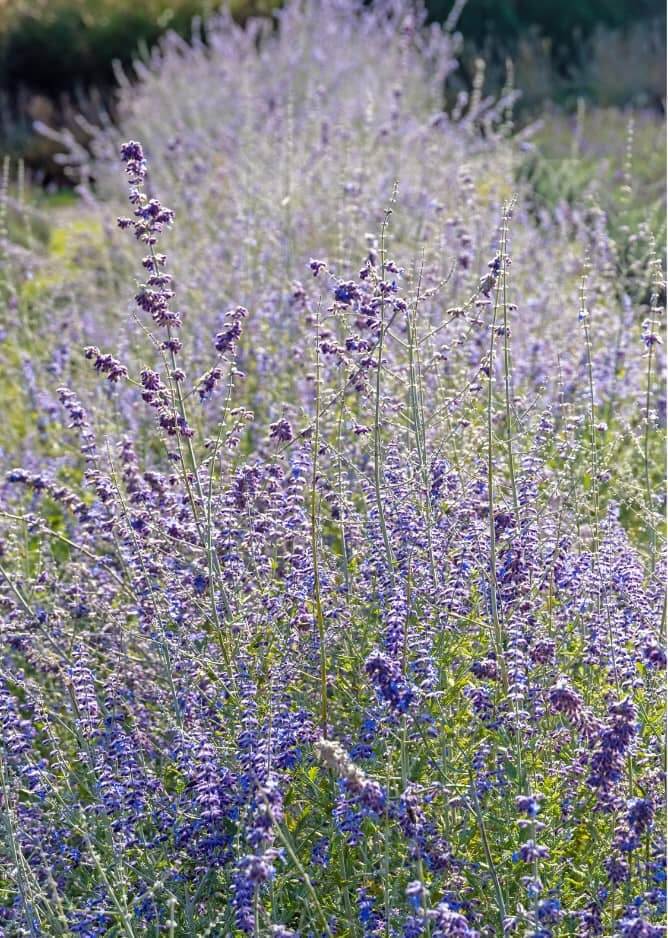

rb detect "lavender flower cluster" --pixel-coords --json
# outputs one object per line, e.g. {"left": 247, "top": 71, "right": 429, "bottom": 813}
{"left": 0, "top": 0, "right": 664, "bottom": 935}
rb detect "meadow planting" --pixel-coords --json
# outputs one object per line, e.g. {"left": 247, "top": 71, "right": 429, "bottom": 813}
{"left": 0, "top": 1, "right": 665, "bottom": 935}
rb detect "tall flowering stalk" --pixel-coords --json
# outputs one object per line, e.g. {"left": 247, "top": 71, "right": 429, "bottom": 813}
{"left": 117, "top": 139, "right": 235, "bottom": 667}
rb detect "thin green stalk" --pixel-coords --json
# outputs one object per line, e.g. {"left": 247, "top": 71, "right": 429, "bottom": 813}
{"left": 1, "top": 761, "right": 41, "bottom": 937}
{"left": 383, "top": 755, "right": 392, "bottom": 938}
{"left": 579, "top": 263, "right": 622, "bottom": 693}
{"left": 336, "top": 372, "right": 351, "bottom": 592}
{"left": 485, "top": 229, "right": 508, "bottom": 691}
{"left": 642, "top": 245, "right": 662, "bottom": 570}
{"left": 311, "top": 306, "right": 328, "bottom": 737}
{"left": 140, "top": 242, "right": 236, "bottom": 677}
{"left": 203, "top": 371, "right": 239, "bottom": 669}
{"left": 374, "top": 204, "right": 396, "bottom": 581}
{"left": 272, "top": 822, "right": 333, "bottom": 938}
{"left": 80, "top": 833, "right": 137, "bottom": 938}
{"left": 469, "top": 774, "right": 506, "bottom": 931}
{"left": 497, "top": 204, "right": 521, "bottom": 528}
{"left": 406, "top": 264, "right": 437, "bottom": 588}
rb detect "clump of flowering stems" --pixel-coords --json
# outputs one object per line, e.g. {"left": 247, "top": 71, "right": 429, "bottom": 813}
{"left": 118, "top": 139, "right": 238, "bottom": 671}
{"left": 0, "top": 0, "right": 665, "bottom": 934}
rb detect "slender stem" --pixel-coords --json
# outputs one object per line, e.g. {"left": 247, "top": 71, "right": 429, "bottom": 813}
{"left": 643, "top": 332, "right": 656, "bottom": 566}
{"left": 272, "top": 823, "right": 333, "bottom": 938}
{"left": 336, "top": 371, "right": 351, "bottom": 592}
{"left": 486, "top": 227, "right": 508, "bottom": 691}
{"left": 406, "top": 264, "right": 437, "bottom": 588}
{"left": 580, "top": 263, "right": 622, "bottom": 694}
{"left": 147, "top": 244, "right": 235, "bottom": 669}
{"left": 0, "top": 761, "right": 41, "bottom": 936}
{"left": 374, "top": 205, "right": 396, "bottom": 580}
{"left": 311, "top": 306, "right": 328, "bottom": 736}
{"left": 80, "top": 832, "right": 137, "bottom": 938}
{"left": 383, "top": 755, "right": 392, "bottom": 938}
{"left": 469, "top": 775, "right": 506, "bottom": 931}
{"left": 642, "top": 247, "right": 661, "bottom": 570}
{"left": 498, "top": 205, "right": 521, "bottom": 527}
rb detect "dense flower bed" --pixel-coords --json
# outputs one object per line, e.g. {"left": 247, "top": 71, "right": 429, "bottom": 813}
{"left": 0, "top": 1, "right": 665, "bottom": 935}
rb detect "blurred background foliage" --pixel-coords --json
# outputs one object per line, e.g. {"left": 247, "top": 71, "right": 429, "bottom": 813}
{"left": 0, "top": 0, "right": 665, "bottom": 197}
{"left": 1, "top": 0, "right": 664, "bottom": 99}
{"left": 0, "top": 0, "right": 275, "bottom": 96}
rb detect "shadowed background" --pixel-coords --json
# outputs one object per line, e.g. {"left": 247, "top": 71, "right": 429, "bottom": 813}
{"left": 0, "top": 0, "right": 665, "bottom": 182}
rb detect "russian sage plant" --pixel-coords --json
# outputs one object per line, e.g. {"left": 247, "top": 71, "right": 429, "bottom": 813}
{"left": 0, "top": 0, "right": 664, "bottom": 935}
